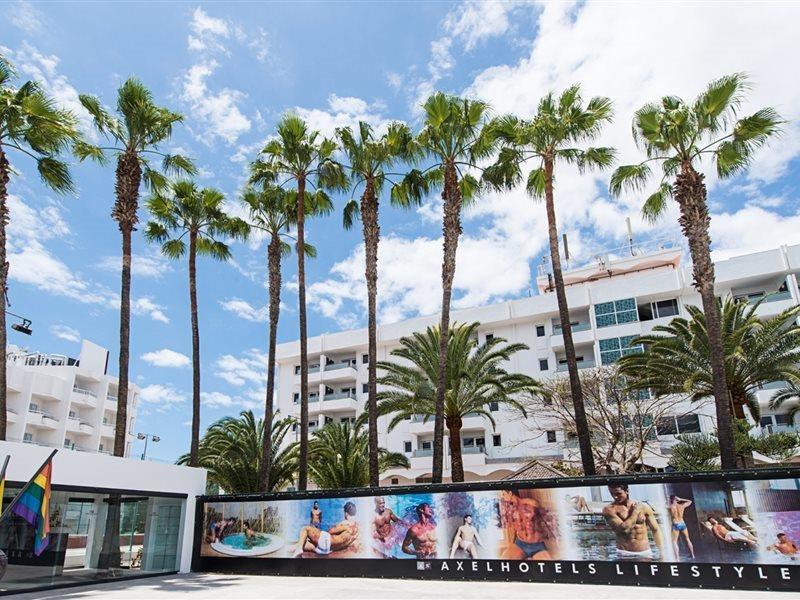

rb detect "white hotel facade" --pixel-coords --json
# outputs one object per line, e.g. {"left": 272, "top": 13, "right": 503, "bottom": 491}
{"left": 275, "top": 242, "right": 800, "bottom": 485}
{"left": 4, "top": 339, "right": 139, "bottom": 457}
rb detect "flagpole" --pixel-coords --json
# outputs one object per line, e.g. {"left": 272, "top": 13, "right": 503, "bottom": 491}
{"left": 0, "top": 449, "right": 57, "bottom": 523}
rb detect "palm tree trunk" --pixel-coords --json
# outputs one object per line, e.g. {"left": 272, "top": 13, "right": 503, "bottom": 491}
{"left": 0, "top": 149, "right": 9, "bottom": 441}
{"left": 447, "top": 417, "right": 464, "bottom": 482}
{"left": 297, "top": 175, "right": 309, "bottom": 491}
{"left": 544, "top": 156, "right": 596, "bottom": 476}
{"left": 362, "top": 178, "right": 380, "bottom": 487}
{"left": 258, "top": 231, "right": 282, "bottom": 492}
{"left": 433, "top": 162, "right": 462, "bottom": 484}
{"left": 188, "top": 231, "right": 201, "bottom": 467}
{"left": 674, "top": 162, "right": 737, "bottom": 470}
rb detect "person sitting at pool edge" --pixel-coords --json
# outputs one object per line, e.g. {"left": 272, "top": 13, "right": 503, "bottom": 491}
{"left": 768, "top": 532, "right": 798, "bottom": 556}
{"left": 293, "top": 501, "right": 360, "bottom": 557}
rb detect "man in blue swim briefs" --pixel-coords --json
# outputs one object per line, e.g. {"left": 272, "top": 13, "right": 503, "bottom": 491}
{"left": 667, "top": 495, "right": 695, "bottom": 559}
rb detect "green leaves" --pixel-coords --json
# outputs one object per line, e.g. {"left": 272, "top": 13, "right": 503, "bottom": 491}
{"left": 609, "top": 162, "right": 653, "bottom": 196}
{"left": 641, "top": 182, "right": 673, "bottom": 223}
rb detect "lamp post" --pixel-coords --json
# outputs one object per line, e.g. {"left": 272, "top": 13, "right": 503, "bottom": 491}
{"left": 7, "top": 311, "right": 32, "bottom": 336}
{"left": 136, "top": 432, "right": 160, "bottom": 461}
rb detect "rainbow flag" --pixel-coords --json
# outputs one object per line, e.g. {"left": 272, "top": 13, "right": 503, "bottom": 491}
{"left": 11, "top": 460, "right": 52, "bottom": 556}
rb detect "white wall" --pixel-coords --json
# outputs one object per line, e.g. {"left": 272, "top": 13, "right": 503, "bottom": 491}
{"left": 0, "top": 440, "right": 206, "bottom": 573}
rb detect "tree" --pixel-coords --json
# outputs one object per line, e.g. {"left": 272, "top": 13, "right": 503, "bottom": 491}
{"left": 145, "top": 181, "right": 248, "bottom": 466}
{"left": 376, "top": 322, "right": 538, "bottom": 482}
{"left": 770, "top": 384, "right": 800, "bottom": 423}
{"left": 618, "top": 298, "right": 800, "bottom": 426}
{"left": 338, "top": 121, "right": 414, "bottom": 487}
{"left": 178, "top": 411, "right": 298, "bottom": 493}
{"left": 250, "top": 114, "right": 344, "bottom": 490}
{"left": 669, "top": 420, "right": 800, "bottom": 472}
{"left": 0, "top": 55, "right": 83, "bottom": 440}
{"left": 241, "top": 184, "right": 315, "bottom": 492}
{"left": 307, "top": 420, "right": 410, "bottom": 489}
{"left": 610, "top": 74, "right": 782, "bottom": 469}
{"left": 79, "top": 79, "right": 194, "bottom": 459}
{"left": 483, "top": 85, "right": 615, "bottom": 475}
{"left": 392, "top": 93, "right": 496, "bottom": 483}
{"left": 524, "top": 366, "right": 706, "bottom": 473}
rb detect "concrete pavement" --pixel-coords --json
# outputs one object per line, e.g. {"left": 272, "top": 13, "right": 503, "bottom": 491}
{"left": 13, "top": 572, "right": 777, "bottom": 599}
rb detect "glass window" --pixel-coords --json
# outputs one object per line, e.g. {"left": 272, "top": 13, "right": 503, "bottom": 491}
{"left": 362, "top": 354, "right": 368, "bottom": 364}
{"left": 676, "top": 414, "right": 701, "bottom": 434}
{"left": 656, "top": 417, "right": 678, "bottom": 436}
{"left": 421, "top": 440, "right": 432, "bottom": 450}
{"left": 404, "top": 441, "right": 412, "bottom": 453}
{"left": 538, "top": 358, "right": 549, "bottom": 371}
{"left": 535, "top": 325, "right": 546, "bottom": 337}
{"left": 294, "top": 365, "right": 300, "bottom": 375}
{"left": 760, "top": 416, "right": 773, "bottom": 427}
{"left": 362, "top": 383, "right": 368, "bottom": 394}
{"left": 599, "top": 336, "right": 643, "bottom": 365}
{"left": 493, "top": 434, "right": 502, "bottom": 447}
{"left": 655, "top": 299, "right": 679, "bottom": 318}
{"left": 485, "top": 333, "right": 494, "bottom": 342}
{"left": 594, "top": 297, "right": 639, "bottom": 327}
{"left": 775, "top": 413, "right": 791, "bottom": 426}
{"left": 489, "top": 401, "right": 499, "bottom": 412}
{"left": 546, "top": 430, "right": 557, "bottom": 443}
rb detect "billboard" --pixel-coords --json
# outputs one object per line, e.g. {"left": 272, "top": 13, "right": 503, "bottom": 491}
{"left": 193, "top": 470, "right": 800, "bottom": 591}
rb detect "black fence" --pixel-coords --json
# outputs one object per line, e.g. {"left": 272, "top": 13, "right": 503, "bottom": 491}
{"left": 193, "top": 467, "right": 800, "bottom": 591}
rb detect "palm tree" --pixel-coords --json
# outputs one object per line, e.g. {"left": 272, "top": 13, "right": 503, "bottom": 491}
{"left": 145, "top": 181, "right": 248, "bottom": 466}
{"left": 338, "top": 121, "right": 414, "bottom": 487}
{"left": 0, "top": 55, "right": 83, "bottom": 440}
{"left": 308, "top": 420, "right": 409, "bottom": 489}
{"left": 609, "top": 74, "right": 782, "bottom": 469}
{"left": 249, "top": 115, "right": 344, "bottom": 490}
{"left": 483, "top": 85, "right": 615, "bottom": 475}
{"left": 178, "top": 411, "right": 298, "bottom": 493}
{"left": 392, "top": 93, "right": 496, "bottom": 483}
{"left": 770, "top": 384, "right": 800, "bottom": 424}
{"left": 241, "top": 184, "right": 316, "bottom": 492}
{"left": 619, "top": 298, "right": 800, "bottom": 425}
{"left": 376, "top": 322, "right": 539, "bottom": 482}
{"left": 79, "top": 80, "right": 194, "bottom": 459}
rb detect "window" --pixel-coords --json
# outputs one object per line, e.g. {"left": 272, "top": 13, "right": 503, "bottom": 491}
{"left": 657, "top": 414, "right": 701, "bottom": 435}
{"left": 421, "top": 440, "right": 432, "bottom": 451}
{"left": 324, "top": 416, "right": 334, "bottom": 424}
{"left": 293, "top": 392, "right": 299, "bottom": 403}
{"left": 309, "top": 420, "right": 317, "bottom": 428}
{"left": 546, "top": 430, "right": 557, "bottom": 443}
{"left": 594, "top": 297, "right": 639, "bottom": 327}
{"left": 538, "top": 358, "right": 549, "bottom": 371}
{"left": 69, "top": 410, "right": 76, "bottom": 419}
{"left": 404, "top": 441, "right": 412, "bottom": 453}
{"left": 776, "top": 414, "right": 792, "bottom": 426}
{"left": 362, "top": 353, "right": 369, "bottom": 364}
{"left": 492, "top": 434, "right": 502, "bottom": 447}
{"left": 536, "top": 325, "right": 546, "bottom": 337}
{"left": 599, "top": 336, "right": 643, "bottom": 365}
{"left": 391, "top": 478, "right": 399, "bottom": 485}
{"left": 294, "top": 365, "right": 301, "bottom": 375}
{"left": 23, "top": 433, "right": 33, "bottom": 442}
{"left": 639, "top": 298, "right": 679, "bottom": 321}
{"left": 489, "top": 401, "right": 499, "bottom": 412}
{"left": 485, "top": 333, "right": 494, "bottom": 342}
{"left": 64, "top": 438, "right": 73, "bottom": 448}
{"left": 362, "top": 383, "right": 369, "bottom": 394}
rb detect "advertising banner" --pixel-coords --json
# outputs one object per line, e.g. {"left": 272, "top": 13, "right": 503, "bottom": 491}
{"left": 193, "top": 470, "right": 800, "bottom": 591}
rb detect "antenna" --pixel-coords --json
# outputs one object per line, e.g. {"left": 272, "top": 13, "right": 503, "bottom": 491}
{"left": 626, "top": 217, "right": 635, "bottom": 256}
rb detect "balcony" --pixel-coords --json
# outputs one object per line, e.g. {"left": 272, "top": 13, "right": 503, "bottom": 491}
{"left": 550, "top": 321, "right": 593, "bottom": 351}
{"left": 105, "top": 395, "right": 118, "bottom": 411}
{"left": 412, "top": 448, "right": 433, "bottom": 458}
{"left": 297, "top": 360, "right": 358, "bottom": 386}
{"left": 23, "top": 439, "right": 58, "bottom": 448}
{"left": 27, "top": 409, "right": 60, "bottom": 430}
{"left": 7, "top": 408, "right": 18, "bottom": 424}
{"left": 67, "top": 418, "right": 94, "bottom": 435}
{"left": 72, "top": 386, "right": 98, "bottom": 408}
{"left": 320, "top": 392, "right": 358, "bottom": 412}
{"left": 101, "top": 424, "right": 115, "bottom": 438}
{"left": 556, "top": 357, "right": 596, "bottom": 372}
{"left": 409, "top": 415, "right": 435, "bottom": 435}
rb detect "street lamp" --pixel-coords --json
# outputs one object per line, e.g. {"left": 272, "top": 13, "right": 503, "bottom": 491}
{"left": 7, "top": 311, "right": 32, "bottom": 336}
{"left": 136, "top": 432, "right": 160, "bottom": 461}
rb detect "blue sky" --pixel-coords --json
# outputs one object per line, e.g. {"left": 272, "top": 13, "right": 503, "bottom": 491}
{"left": 2, "top": 1, "right": 800, "bottom": 461}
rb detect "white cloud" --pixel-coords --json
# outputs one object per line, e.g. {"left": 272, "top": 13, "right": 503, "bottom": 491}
{"left": 443, "top": 0, "right": 531, "bottom": 51}
{"left": 201, "top": 391, "right": 234, "bottom": 408}
{"left": 710, "top": 205, "right": 800, "bottom": 261}
{"left": 214, "top": 349, "right": 267, "bottom": 388}
{"left": 386, "top": 71, "right": 403, "bottom": 90}
{"left": 220, "top": 298, "right": 269, "bottom": 322}
{"left": 294, "top": 94, "right": 391, "bottom": 139}
{"left": 181, "top": 60, "right": 251, "bottom": 144}
{"left": 132, "top": 297, "right": 170, "bottom": 324}
{"left": 141, "top": 348, "right": 190, "bottom": 368}
{"left": 50, "top": 324, "right": 80, "bottom": 343}
{"left": 138, "top": 384, "right": 187, "bottom": 411}
{"left": 10, "top": 1, "right": 43, "bottom": 33}
{"left": 187, "top": 7, "right": 231, "bottom": 54}
{"left": 97, "top": 254, "right": 172, "bottom": 278}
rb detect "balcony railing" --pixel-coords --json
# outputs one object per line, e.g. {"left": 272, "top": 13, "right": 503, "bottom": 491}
{"left": 324, "top": 391, "right": 357, "bottom": 401}
{"left": 557, "top": 358, "right": 596, "bottom": 372}
{"left": 28, "top": 407, "right": 57, "bottom": 419}
{"left": 553, "top": 321, "right": 592, "bottom": 335}
{"left": 413, "top": 449, "right": 433, "bottom": 458}
{"left": 293, "top": 394, "right": 319, "bottom": 404}
{"left": 106, "top": 394, "right": 118, "bottom": 403}
{"left": 72, "top": 386, "right": 97, "bottom": 398}
{"left": 461, "top": 445, "right": 486, "bottom": 455}
{"left": 325, "top": 361, "right": 357, "bottom": 371}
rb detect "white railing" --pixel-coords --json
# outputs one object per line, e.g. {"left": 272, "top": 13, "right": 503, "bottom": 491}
{"left": 72, "top": 386, "right": 97, "bottom": 398}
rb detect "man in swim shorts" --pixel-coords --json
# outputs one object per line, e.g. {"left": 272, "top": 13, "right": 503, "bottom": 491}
{"left": 768, "top": 532, "right": 799, "bottom": 557}
{"left": 293, "top": 501, "right": 360, "bottom": 557}
{"left": 707, "top": 517, "right": 758, "bottom": 548}
{"left": 449, "top": 514, "right": 483, "bottom": 559}
{"left": 667, "top": 495, "right": 695, "bottom": 559}
{"left": 499, "top": 490, "right": 558, "bottom": 560}
{"left": 310, "top": 501, "right": 323, "bottom": 527}
{"left": 603, "top": 484, "right": 663, "bottom": 561}
{"left": 402, "top": 502, "right": 437, "bottom": 559}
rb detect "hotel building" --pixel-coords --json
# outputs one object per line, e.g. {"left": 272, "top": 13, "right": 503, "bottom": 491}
{"left": 4, "top": 339, "right": 139, "bottom": 457}
{"left": 275, "top": 241, "right": 800, "bottom": 485}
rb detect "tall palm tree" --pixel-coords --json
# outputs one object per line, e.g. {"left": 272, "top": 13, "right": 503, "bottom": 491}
{"left": 619, "top": 298, "right": 800, "bottom": 425}
{"left": 0, "top": 55, "right": 83, "bottom": 440}
{"left": 178, "top": 410, "right": 298, "bottom": 493}
{"left": 484, "top": 85, "right": 615, "bottom": 475}
{"left": 79, "top": 80, "right": 194, "bottom": 459}
{"left": 338, "top": 120, "right": 414, "bottom": 487}
{"left": 250, "top": 115, "right": 344, "bottom": 490}
{"left": 392, "top": 93, "right": 496, "bottom": 483}
{"left": 241, "top": 184, "right": 316, "bottom": 492}
{"left": 308, "top": 420, "right": 409, "bottom": 489}
{"left": 144, "top": 181, "right": 248, "bottom": 466}
{"left": 376, "top": 322, "right": 539, "bottom": 482}
{"left": 610, "top": 74, "right": 782, "bottom": 469}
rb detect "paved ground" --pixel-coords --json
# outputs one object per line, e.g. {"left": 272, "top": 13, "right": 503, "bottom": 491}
{"left": 13, "top": 572, "right": 777, "bottom": 598}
